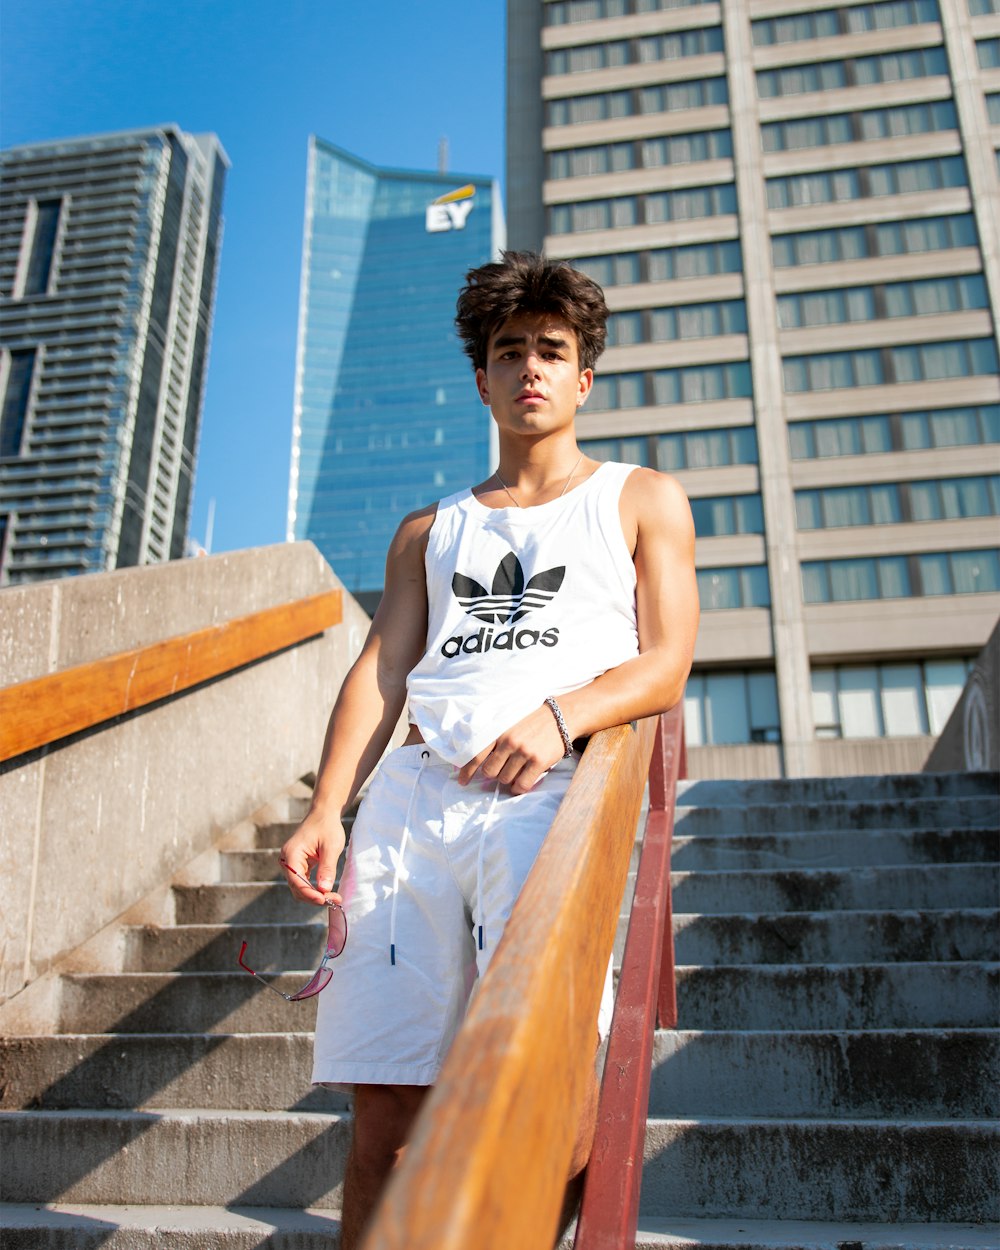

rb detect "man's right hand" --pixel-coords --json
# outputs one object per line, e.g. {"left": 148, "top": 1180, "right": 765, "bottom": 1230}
{"left": 280, "top": 809, "right": 346, "bottom": 906}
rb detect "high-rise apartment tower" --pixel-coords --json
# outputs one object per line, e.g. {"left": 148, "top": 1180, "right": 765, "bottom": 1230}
{"left": 0, "top": 125, "right": 228, "bottom": 584}
{"left": 508, "top": 0, "right": 1000, "bottom": 776}
{"left": 289, "top": 139, "right": 503, "bottom": 612}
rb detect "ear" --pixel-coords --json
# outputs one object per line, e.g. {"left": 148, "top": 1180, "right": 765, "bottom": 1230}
{"left": 475, "top": 367, "right": 490, "bottom": 406}
{"left": 576, "top": 368, "right": 593, "bottom": 408}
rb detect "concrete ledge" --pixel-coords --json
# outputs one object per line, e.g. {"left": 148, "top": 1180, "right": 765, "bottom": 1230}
{"left": 0, "top": 543, "right": 368, "bottom": 1004}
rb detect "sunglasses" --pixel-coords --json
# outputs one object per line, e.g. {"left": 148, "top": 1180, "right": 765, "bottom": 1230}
{"left": 237, "top": 861, "right": 347, "bottom": 1001}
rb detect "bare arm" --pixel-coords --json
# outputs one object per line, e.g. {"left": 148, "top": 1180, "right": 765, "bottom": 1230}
{"left": 457, "top": 469, "right": 699, "bottom": 793}
{"left": 280, "top": 507, "right": 433, "bottom": 904}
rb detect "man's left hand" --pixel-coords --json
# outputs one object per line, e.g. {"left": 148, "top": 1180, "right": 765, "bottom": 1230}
{"left": 456, "top": 704, "right": 569, "bottom": 794}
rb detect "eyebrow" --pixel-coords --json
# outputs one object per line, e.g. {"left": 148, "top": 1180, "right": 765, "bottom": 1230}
{"left": 492, "top": 332, "right": 569, "bottom": 351}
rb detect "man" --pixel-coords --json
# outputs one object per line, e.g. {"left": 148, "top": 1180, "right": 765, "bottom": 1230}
{"left": 281, "top": 251, "right": 699, "bottom": 1247}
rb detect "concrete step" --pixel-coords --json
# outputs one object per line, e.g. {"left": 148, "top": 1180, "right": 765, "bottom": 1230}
{"left": 674, "top": 963, "right": 999, "bottom": 1030}
{"left": 122, "top": 922, "right": 328, "bottom": 973}
{"left": 637, "top": 1117, "right": 999, "bottom": 1222}
{"left": 672, "top": 796, "right": 997, "bottom": 836}
{"left": 55, "top": 961, "right": 996, "bottom": 1036}
{"left": 0, "top": 1109, "right": 349, "bottom": 1207}
{"left": 669, "top": 908, "right": 1000, "bottom": 967}
{"left": 648, "top": 1029, "right": 999, "bottom": 1119}
{"left": 0, "top": 1034, "right": 348, "bottom": 1113}
{"left": 174, "top": 862, "right": 998, "bottom": 928}
{"left": 0, "top": 1204, "right": 342, "bottom": 1250}
{"left": 172, "top": 882, "right": 328, "bottom": 925}
{"left": 122, "top": 907, "right": 1000, "bottom": 975}
{"left": 3, "top": 1210, "right": 996, "bottom": 1250}
{"left": 668, "top": 827, "right": 999, "bottom": 871}
{"left": 621, "top": 1216, "right": 1000, "bottom": 1249}
{"left": 54, "top": 973, "right": 320, "bottom": 1035}
{"left": 675, "top": 772, "right": 999, "bottom": 807}
{"left": 669, "top": 864, "right": 998, "bottom": 914}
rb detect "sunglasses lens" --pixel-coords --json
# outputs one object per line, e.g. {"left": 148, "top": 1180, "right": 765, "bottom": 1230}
{"left": 287, "top": 964, "right": 335, "bottom": 1001}
{"left": 327, "top": 906, "right": 348, "bottom": 957}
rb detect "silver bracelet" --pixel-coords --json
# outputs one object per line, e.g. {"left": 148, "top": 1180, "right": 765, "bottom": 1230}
{"left": 544, "top": 696, "right": 574, "bottom": 758}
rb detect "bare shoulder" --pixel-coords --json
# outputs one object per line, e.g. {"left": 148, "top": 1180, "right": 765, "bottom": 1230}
{"left": 620, "top": 466, "right": 694, "bottom": 554}
{"left": 386, "top": 501, "right": 437, "bottom": 564}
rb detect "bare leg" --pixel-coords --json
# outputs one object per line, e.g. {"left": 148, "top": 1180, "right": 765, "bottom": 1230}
{"left": 340, "top": 1083, "right": 430, "bottom": 1250}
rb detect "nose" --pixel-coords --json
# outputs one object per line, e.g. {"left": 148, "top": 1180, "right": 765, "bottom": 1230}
{"left": 520, "top": 351, "right": 542, "bottom": 380}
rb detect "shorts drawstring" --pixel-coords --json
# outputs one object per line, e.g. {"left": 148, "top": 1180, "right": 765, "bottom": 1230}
{"left": 476, "top": 782, "right": 503, "bottom": 953}
{"left": 388, "top": 749, "right": 430, "bottom": 966}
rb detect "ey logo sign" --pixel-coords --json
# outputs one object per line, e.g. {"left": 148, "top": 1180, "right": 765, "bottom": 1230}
{"left": 426, "top": 184, "right": 475, "bottom": 233}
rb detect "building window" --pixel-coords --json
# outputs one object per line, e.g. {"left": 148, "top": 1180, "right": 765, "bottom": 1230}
{"left": 757, "top": 46, "right": 947, "bottom": 98}
{"left": 782, "top": 338, "right": 998, "bottom": 393}
{"left": 547, "top": 77, "right": 727, "bottom": 127}
{"left": 692, "top": 494, "right": 765, "bottom": 537}
{"left": 685, "top": 670, "right": 781, "bottom": 746}
{"left": 549, "top": 184, "right": 737, "bottom": 235}
{"left": 762, "top": 100, "right": 957, "bottom": 152}
{"left": 547, "top": 129, "right": 731, "bottom": 179}
{"left": 767, "top": 155, "right": 966, "bottom": 210}
{"left": 545, "top": 0, "right": 713, "bottom": 28}
{"left": 607, "top": 299, "right": 746, "bottom": 345}
{"left": 812, "top": 658, "right": 970, "bottom": 739}
{"left": 752, "top": 0, "right": 939, "bottom": 46}
{"left": 777, "top": 274, "right": 987, "bottom": 328}
{"left": 15, "top": 198, "right": 62, "bottom": 299}
{"left": 545, "top": 25, "right": 723, "bottom": 75}
{"left": 571, "top": 240, "right": 742, "bottom": 288}
{"left": 789, "top": 405, "right": 1000, "bottom": 458}
{"left": 970, "top": 0, "right": 1000, "bottom": 14}
{"left": 589, "top": 362, "right": 751, "bottom": 409}
{"left": 583, "top": 425, "right": 758, "bottom": 471}
{"left": 0, "top": 350, "right": 36, "bottom": 459}
{"left": 772, "top": 213, "right": 978, "bottom": 267}
{"left": 976, "top": 37, "right": 1000, "bottom": 68}
{"left": 697, "top": 564, "right": 771, "bottom": 609}
{"left": 987, "top": 93, "right": 1000, "bottom": 125}
{"left": 801, "top": 548, "right": 1000, "bottom": 602}
{"left": 796, "top": 475, "right": 1000, "bottom": 529}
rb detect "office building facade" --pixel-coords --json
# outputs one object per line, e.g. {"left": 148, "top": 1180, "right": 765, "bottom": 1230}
{"left": 0, "top": 125, "right": 227, "bottom": 585}
{"left": 289, "top": 139, "right": 503, "bottom": 610}
{"left": 508, "top": 0, "right": 1000, "bottom": 776}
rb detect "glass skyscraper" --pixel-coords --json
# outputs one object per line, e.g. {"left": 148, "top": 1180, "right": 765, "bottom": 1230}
{"left": 508, "top": 0, "right": 1000, "bottom": 777}
{"left": 0, "top": 125, "right": 227, "bottom": 584}
{"left": 289, "top": 138, "right": 503, "bottom": 609}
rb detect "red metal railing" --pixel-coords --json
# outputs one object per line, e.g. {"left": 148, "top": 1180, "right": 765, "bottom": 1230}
{"left": 574, "top": 702, "right": 686, "bottom": 1248}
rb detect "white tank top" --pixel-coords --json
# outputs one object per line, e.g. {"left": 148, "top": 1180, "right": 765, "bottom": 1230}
{"left": 406, "top": 461, "right": 640, "bottom": 766}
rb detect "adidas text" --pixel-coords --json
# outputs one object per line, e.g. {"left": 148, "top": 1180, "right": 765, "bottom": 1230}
{"left": 441, "top": 626, "right": 560, "bottom": 659}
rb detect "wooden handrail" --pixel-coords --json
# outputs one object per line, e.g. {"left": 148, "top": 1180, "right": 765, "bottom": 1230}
{"left": 361, "top": 715, "right": 658, "bottom": 1250}
{"left": 0, "top": 588, "right": 343, "bottom": 764}
{"left": 574, "top": 704, "right": 685, "bottom": 1248}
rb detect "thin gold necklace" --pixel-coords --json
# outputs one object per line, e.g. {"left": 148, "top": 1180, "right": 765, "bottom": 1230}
{"left": 493, "top": 453, "right": 584, "bottom": 509}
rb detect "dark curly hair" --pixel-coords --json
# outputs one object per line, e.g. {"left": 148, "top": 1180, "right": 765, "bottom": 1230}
{"left": 455, "top": 250, "right": 608, "bottom": 373}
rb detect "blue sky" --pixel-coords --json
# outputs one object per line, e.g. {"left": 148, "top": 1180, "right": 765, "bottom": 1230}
{"left": 1, "top": 0, "right": 506, "bottom": 554}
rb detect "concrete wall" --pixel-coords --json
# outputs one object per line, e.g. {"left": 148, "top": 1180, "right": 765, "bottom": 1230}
{"left": 924, "top": 617, "right": 1000, "bottom": 773}
{"left": 0, "top": 542, "right": 369, "bottom": 1004}
{"left": 689, "top": 736, "right": 932, "bottom": 781}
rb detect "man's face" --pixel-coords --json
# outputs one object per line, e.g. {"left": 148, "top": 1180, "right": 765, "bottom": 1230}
{"left": 475, "top": 313, "right": 593, "bottom": 437}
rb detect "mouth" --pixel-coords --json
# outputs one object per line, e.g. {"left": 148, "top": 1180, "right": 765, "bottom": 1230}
{"left": 516, "top": 391, "right": 546, "bottom": 404}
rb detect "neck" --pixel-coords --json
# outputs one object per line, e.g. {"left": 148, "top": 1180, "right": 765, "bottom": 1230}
{"left": 494, "top": 439, "right": 584, "bottom": 492}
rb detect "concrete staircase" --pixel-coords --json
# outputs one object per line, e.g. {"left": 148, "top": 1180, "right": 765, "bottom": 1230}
{"left": 630, "top": 771, "right": 999, "bottom": 1250}
{"left": 1, "top": 772, "right": 997, "bottom": 1248}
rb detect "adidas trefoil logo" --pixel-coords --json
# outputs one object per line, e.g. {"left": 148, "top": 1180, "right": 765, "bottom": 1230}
{"left": 442, "top": 552, "right": 565, "bottom": 660}
{"left": 452, "top": 552, "right": 565, "bottom": 625}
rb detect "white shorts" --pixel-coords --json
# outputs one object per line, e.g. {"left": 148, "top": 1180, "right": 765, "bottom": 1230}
{"left": 312, "top": 743, "right": 614, "bottom": 1089}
